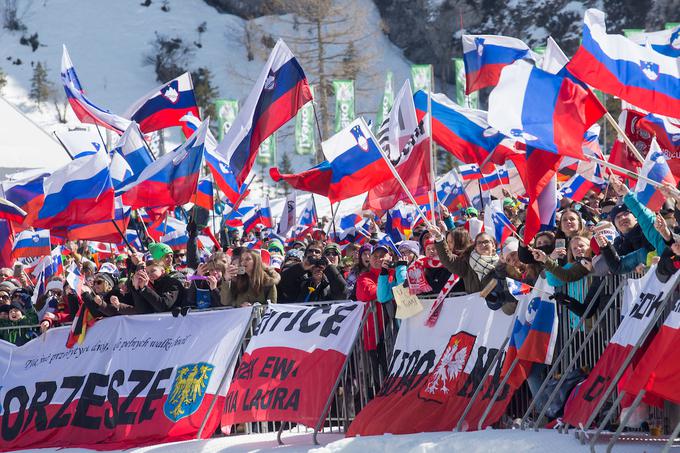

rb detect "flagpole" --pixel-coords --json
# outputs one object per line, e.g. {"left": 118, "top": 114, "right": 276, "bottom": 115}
{"left": 221, "top": 173, "right": 256, "bottom": 223}
{"left": 603, "top": 112, "right": 645, "bottom": 163}
{"left": 53, "top": 128, "right": 134, "bottom": 251}
{"left": 589, "top": 155, "right": 680, "bottom": 197}
{"left": 427, "top": 69, "right": 437, "bottom": 223}
{"left": 378, "top": 148, "right": 435, "bottom": 229}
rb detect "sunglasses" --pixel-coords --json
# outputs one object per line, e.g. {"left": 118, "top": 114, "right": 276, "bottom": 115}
{"left": 94, "top": 280, "right": 107, "bottom": 285}
{"left": 476, "top": 240, "right": 493, "bottom": 246}
{"left": 324, "top": 251, "right": 340, "bottom": 257}
{"left": 306, "top": 249, "right": 322, "bottom": 256}
{"left": 0, "top": 295, "right": 8, "bottom": 300}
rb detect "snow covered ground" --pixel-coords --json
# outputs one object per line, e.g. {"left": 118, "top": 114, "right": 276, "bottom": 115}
{"left": 13, "top": 428, "right": 672, "bottom": 453}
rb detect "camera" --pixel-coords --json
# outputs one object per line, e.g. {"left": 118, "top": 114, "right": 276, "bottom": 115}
{"left": 307, "top": 256, "right": 329, "bottom": 267}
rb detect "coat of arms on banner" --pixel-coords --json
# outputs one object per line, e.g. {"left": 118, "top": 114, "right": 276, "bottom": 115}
{"left": 419, "top": 332, "right": 475, "bottom": 403}
{"left": 164, "top": 362, "right": 215, "bottom": 421}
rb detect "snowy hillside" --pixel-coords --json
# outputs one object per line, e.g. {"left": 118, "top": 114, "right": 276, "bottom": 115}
{"left": 0, "top": 0, "right": 413, "bottom": 182}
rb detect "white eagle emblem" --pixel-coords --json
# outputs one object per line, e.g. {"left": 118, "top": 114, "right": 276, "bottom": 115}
{"left": 424, "top": 340, "right": 468, "bottom": 395}
{"left": 264, "top": 72, "right": 276, "bottom": 91}
{"left": 640, "top": 61, "right": 660, "bottom": 81}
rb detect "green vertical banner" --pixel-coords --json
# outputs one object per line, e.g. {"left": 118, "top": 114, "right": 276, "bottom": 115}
{"left": 375, "top": 71, "right": 394, "bottom": 129}
{"left": 257, "top": 133, "right": 276, "bottom": 165}
{"left": 532, "top": 46, "right": 546, "bottom": 55}
{"left": 333, "top": 80, "right": 355, "bottom": 132}
{"left": 623, "top": 28, "right": 644, "bottom": 39}
{"left": 411, "top": 64, "right": 433, "bottom": 93}
{"left": 295, "top": 85, "right": 315, "bottom": 155}
{"left": 453, "top": 58, "right": 478, "bottom": 109}
{"left": 215, "top": 99, "right": 239, "bottom": 142}
{"left": 665, "top": 23, "right": 679, "bottom": 30}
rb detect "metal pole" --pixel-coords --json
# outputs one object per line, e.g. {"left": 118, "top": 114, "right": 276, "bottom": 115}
{"left": 312, "top": 305, "right": 372, "bottom": 445}
{"left": 520, "top": 278, "right": 611, "bottom": 429}
{"left": 662, "top": 416, "right": 680, "bottom": 453}
{"left": 455, "top": 336, "right": 510, "bottom": 432}
{"left": 579, "top": 274, "right": 680, "bottom": 433}
{"left": 196, "top": 307, "right": 259, "bottom": 439}
{"left": 427, "top": 69, "right": 437, "bottom": 224}
{"left": 602, "top": 389, "right": 646, "bottom": 453}
{"left": 477, "top": 356, "right": 520, "bottom": 430}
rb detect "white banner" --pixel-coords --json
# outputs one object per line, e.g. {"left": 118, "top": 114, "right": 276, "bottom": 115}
{"left": 223, "top": 302, "right": 363, "bottom": 428}
{"left": 0, "top": 308, "right": 252, "bottom": 451}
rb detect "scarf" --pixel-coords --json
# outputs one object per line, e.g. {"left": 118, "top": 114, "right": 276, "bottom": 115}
{"left": 469, "top": 251, "right": 498, "bottom": 282}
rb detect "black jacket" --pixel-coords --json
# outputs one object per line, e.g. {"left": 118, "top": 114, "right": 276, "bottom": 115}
{"left": 278, "top": 263, "right": 347, "bottom": 303}
{"left": 127, "top": 274, "right": 185, "bottom": 314}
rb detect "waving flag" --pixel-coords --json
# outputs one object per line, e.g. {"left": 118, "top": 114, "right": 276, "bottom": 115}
{"left": 414, "top": 91, "right": 502, "bottom": 170}
{"left": 559, "top": 174, "right": 595, "bottom": 201}
{"left": 635, "top": 141, "right": 677, "bottom": 211}
{"left": 297, "top": 196, "right": 317, "bottom": 227}
{"left": 479, "top": 165, "right": 509, "bottom": 190}
{"left": 0, "top": 197, "right": 26, "bottom": 224}
{"left": 125, "top": 72, "right": 199, "bottom": 138}
{"left": 54, "top": 128, "right": 105, "bottom": 159}
{"left": 459, "top": 163, "right": 482, "bottom": 181}
{"left": 0, "top": 221, "right": 13, "bottom": 268}
{"left": 243, "top": 201, "right": 273, "bottom": 233}
{"left": 193, "top": 179, "right": 213, "bottom": 211}
{"left": 483, "top": 200, "right": 515, "bottom": 245}
{"left": 462, "top": 34, "right": 534, "bottom": 94}
{"left": 364, "top": 117, "right": 432, "bottom": 212}
{"left": 489, "top": 60, "right": 606, "bottom": 160}
{"left": 628, "top": 25, "right": 680, "bottom": 58}
{"left": 216, "top": 40, "right": 312, "bottom": 185}
{"left": 35, "top": 151, "right": 114, "bottom": 228}
{"left": 639, "top": 113, "right": 680, "bottom": 178}
{"left": 111, "top": 123, "right": 155, "bottom": 187}
{"left": 224, "top": 205, "right": 253, "bottom": 228}
{"left": 120, "top": 121, "right": 207, "bottom": 209}
{"left": 12, "top": 229, "right": 50, "bottom": 258}
{"left": 502, "top": 278, "right": 557, "bottom": 388}
{"left": 277, "top": 191, "right": 297, "bottom": 236}
{"left": 506, "top": 278, "right": 532, "bottom": 297}
{"left": 385, "top": 205, "right": 414, "bottom": 242}
{"left": 66, "top": 197, "right": 130, "bottom": 243}
{"left": 437, "top": 170, "right": 469, "bottom": 212}
{"left": 60, "top": 45, "right": 131, "bottom": 134}
{"left": 376, "top": 80, "right": 419, "bottom": 162}
{"left": 567, "top": 9, "right": 680, "bottom": 118}
{"left": 524, "top": 148, "right": 560, "bottom": 244}
{"left": 2, "top": 172, "right": 49, "bottom": 228}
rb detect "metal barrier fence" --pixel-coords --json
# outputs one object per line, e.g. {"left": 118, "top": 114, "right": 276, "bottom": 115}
{"left": 2, "top": 273, "right": 679, "bottom": 446}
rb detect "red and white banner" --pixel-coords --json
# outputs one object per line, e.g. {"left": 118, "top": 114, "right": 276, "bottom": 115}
{"left": 562, "top": 266, "right": 679, "bottom": 427}
{"left": 0, "top": 308, "right": 252, "bottom": 451}
{"left": 347, "top": 293, "right": 515, "bottom": 436}
{"left": 221, "top": 302, "right": 363, "bottom": 429}
{"left": 623, "top": 282, "right": 680, "bottom": 404}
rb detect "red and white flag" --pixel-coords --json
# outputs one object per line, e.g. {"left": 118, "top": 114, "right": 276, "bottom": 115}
{"left": 562, "top": 266, "right": 680, "bottom": 427}
{"left": 347, "top": 293, "right": 515, "bottom": 436}
{"left": 222, "top": 302, "right": 363, "bottom": 429}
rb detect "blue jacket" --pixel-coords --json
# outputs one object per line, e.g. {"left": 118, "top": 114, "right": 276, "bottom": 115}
{"left": 623, "top": 192, "right": 667, "bottom": 255}
{"left": 377, "top": 264, "right": 408, "bottom": 303}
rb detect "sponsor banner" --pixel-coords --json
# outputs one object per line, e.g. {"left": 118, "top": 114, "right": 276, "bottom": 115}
{"left": 257, "top": 133, "right": 276, "bottom": 165}
{"left": 563, "top": 266, "right": 680, "bottom": 426}
{"left": 222, "top": 302, "right": 363, "bottom": 428}
{"left": 411, "top": 64, "right": 433, "bottom": 93}
{"left": 333, "top": 80, "right": 355, "bottom": 133}
{"left": 295, "top": 85, "right": 315, "bottom": 155}
{"left": 0, "top": 309, "right": 252, "bottom": 451}
{"left": 454, "top": 58, "right": 479, "bottom": 109}
{"left": 375, "top": 71, "right": 394, "bottom": 131}
{"left": 215, "top": 99, "right": 239, "bottom": 142}
{"left": 348, "top": 293, "right": 515, "bottom": 436}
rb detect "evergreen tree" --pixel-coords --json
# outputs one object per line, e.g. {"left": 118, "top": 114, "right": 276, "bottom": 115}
{"left": 0, "top": 67, "right": 7, "bottom": 94}
{"left": 191, "top": 67, "right": 218, "bottom": 123}
{"left": 278, "top": 151, "right": 294, "bottom": 195}
{"left": 30, "top": 61, "right": 51, "bottom": 108}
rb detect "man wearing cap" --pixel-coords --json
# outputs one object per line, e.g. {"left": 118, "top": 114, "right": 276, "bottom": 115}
{"left": 277, "top": 241, "right": 346, "bottom": 302}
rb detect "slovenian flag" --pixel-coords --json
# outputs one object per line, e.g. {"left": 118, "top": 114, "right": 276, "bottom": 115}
{"left": 216, "top": 40, "right": 312, "bottom": 185}
{"left": 634, "top": 140, "right": 677, "bottom": 211}
{"left": 567, "top": 9, "right": 680, "bottom": 118}
{"left": 12, "top": 229, "right": 50, "bottom": 258}
{"left": 125, "top": 72, "right": 200, "bottom": 138}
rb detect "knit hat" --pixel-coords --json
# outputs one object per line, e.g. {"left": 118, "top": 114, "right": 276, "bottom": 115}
{"left": 0, "top": 280, "right": 18, "bottom": 293}
{"left": 502, "top": 238, "right": 519, "bottom": 257}
{"left": 465, "top": 207, "right": 479, "bottom": 217}
{"left": 267, "top": 239, "right": 285, "bottom": 255}
{"left": 323, "top": 243, "right": 341, "bottom": 256}
{"left": 148, "top": 242, "right": 173, "bottom": 261}
{"left": 285, "top": 249, "right": 305, "bottom": 261}
{"left": 95, "top": 272, "right": 116, "bottom": 289}
{"left": 46, "top": 280, "right": 63, "bottom": 292}
{"left": 99, "top": 262, "right": 119, "bottom": 276}
{"left": 10, "top": 299, "right": 25, "bottom": 315}
{"left": 115, "top": 254, "right": 128, "bottom": 263}
{"left": 397, "top": 240, "right": 419, "bottom": 256}
{"left": 358, "top": 244, "right": 373, "bottom": 258}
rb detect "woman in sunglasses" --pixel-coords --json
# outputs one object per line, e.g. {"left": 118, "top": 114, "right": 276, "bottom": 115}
{"left": 81, "top": 271, "right": 135, "bottom": 317}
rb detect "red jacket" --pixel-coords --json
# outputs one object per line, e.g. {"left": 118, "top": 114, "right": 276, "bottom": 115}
{"left": 356, "top": 267, "right": 393, "bottom": 351}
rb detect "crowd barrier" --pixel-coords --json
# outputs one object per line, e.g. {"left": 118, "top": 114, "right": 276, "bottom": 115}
{"left": 3, "top": 272, "right": 680, "bottom": 450}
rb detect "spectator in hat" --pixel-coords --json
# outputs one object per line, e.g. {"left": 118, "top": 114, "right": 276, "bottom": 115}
{"left": 0, "top": 297, "right": 38, "bottom": 346}
{"left": 345, "top": 243, "right": 372, "bottom": 299}
{"left": 127, "top": 262, "right": 185, "bottom": 314}
{"left": 376, "top": 240, "right": 419, "bottom": 305}
{"left": 82, "top": 271, "right": 135, "bottom": 317}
